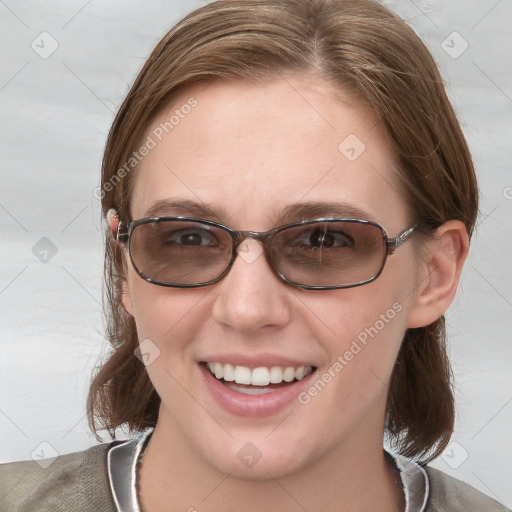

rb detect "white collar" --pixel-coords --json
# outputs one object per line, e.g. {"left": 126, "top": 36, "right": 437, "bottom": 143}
{"left": 107, "top": 430, "right": 429, "bottom": 512}
{"left": 107, "top": 429, "right": 152, "bottom": 512}
{"left": 387, "top": 451, "right": 430, "bottom": 512}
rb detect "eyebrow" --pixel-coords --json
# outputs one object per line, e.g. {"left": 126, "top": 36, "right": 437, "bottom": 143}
{"left": 277, "top": 201, "right": 374, "bottom": 223}
{"left": 144, "top": 199, "right": 226, "bottom": 219}
{"left": 143, "top": 198, "right": 374, "bottom": 223}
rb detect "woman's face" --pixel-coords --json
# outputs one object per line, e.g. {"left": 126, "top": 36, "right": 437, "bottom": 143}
{"left": 122, "top": 76, "right": 424, "bottom": 478}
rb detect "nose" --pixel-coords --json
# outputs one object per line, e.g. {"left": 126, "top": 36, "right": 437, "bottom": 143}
{"left": 212, "top": 238, "right": 292, "bottom": 336}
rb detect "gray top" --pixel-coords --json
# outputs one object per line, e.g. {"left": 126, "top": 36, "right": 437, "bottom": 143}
{"left": 1, "top": 435, "right": 509, "bottom": 512}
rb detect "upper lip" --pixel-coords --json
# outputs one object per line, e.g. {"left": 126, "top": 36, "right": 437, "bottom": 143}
{"left": 199, "top": 354, "right": 317, "bottom": 369}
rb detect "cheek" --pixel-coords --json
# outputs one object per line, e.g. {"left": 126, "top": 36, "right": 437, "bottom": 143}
{"left": 326, "top": 294, "right": 406, "bottom": 379}
{"left": 127, "top": 275, "right": 211, "bottom": 364}
{"left": 313, "top": 281, "right": 408, "bottom": 342}
{"left": 306, "top": 258, "right": 416, "bottom": 383}
{"left": 295, "top": 289, "right": 410, "bottom": 437}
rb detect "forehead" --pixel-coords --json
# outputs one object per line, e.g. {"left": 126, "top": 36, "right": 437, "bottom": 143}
{"left": 130, "top": 76, "right": 410, "bottom": 231}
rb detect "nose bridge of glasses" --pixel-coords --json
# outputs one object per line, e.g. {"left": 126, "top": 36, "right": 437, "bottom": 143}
{"left": 231, "top": 230, "right": 271, "bottom": 248}
{"left": 230, "top": 230, "right": 277, "bottom": 271}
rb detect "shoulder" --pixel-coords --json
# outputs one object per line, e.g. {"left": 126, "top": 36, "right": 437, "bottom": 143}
{"left": 0, "top": 441, "right": 119, "bottom": 512}
{"left": 425, "top": 466, "right": 510, "bottom": 512}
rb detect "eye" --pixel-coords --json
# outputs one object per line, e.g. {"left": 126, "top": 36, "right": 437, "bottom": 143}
{"left": 296, "top": 226, "right": 355, "bottom": 249}
{"left": 164, "top": 228, "right": 219, "bottom": 247}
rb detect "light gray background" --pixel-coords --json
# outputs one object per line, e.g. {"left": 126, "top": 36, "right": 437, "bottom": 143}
{"left": 1, "top": 0, "right": 511, "bottom": 507}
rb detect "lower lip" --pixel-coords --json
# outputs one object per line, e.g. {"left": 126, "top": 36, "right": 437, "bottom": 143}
{"left": 200, "top": 363, "right": 316, "bottom": 417}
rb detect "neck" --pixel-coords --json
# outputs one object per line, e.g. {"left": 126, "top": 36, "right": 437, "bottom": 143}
{"left": 138, "top": 416, "right": 404, "bottom": 512}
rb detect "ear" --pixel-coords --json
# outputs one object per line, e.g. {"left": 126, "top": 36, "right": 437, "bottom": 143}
{"left": 106, "top": 209, "right": 135, "bottom": 316}
{"left": 407, "top": 220, "right": 469, "bottom": 328}
{"left": 106, "top": 208, "right": 119, "bottom": 238}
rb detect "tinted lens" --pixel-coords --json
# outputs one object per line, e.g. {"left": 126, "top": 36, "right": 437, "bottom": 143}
{"left": 129, "top": 220, "right": 232, "bottom": 285}
{"left": 270, "top": 221, "right": 386, "bottom": 287}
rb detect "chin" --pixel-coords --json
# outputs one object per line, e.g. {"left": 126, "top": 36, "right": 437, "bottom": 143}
{"left": 193, "top": 427, "right": 320, "bottom": 482}
{"left": 209, "top": 446, "right": 311, "bottom": 482}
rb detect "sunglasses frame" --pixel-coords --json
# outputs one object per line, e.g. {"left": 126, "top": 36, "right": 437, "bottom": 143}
{"left": 116, "top": 216, "right": 416, "bottom": 290}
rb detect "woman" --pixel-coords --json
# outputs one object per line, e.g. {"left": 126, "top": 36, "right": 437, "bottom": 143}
{"left": 1, "top": 0, "right": 509, "bottom": 510}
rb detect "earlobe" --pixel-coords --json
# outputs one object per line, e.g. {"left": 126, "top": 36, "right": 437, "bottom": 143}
{"left": 407, "top": 220, "right": 469, "bottom": 328}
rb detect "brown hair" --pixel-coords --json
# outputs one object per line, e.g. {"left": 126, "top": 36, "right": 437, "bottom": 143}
{"left": 87, "top": 0, "right": 478, "bottom": 462}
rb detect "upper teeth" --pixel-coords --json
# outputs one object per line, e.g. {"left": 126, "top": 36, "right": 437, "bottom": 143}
{"left": 206, "top": 362, "right": 312, "bottom": 386}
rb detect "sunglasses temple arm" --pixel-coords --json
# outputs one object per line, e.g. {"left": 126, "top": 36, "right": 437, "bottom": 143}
{"left": 116, "top": 221, "right": 129, "bottom": 243}
{"left": 386, "top": 225, "right": 416, "bottom": 254}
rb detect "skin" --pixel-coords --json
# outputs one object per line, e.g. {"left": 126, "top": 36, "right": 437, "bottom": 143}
{"left": 111, "top": 76, "right": 468, "bottom": 512}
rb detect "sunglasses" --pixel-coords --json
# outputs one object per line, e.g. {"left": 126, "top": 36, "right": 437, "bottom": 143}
{"left": 116, "top": 216, "right": 415, "bottom": 290}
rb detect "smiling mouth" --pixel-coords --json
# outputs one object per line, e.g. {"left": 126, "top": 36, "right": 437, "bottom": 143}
{"left": 204, "top": 362, "right": 316, "bottom": 395}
